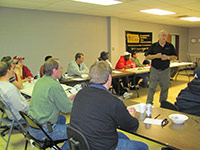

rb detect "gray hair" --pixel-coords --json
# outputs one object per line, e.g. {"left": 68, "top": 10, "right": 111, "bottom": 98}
{"left": 89, "top": 61, "right": 112, "bottom": 84}
{"left": 43, "top": 58, "right": 59, "bottom": 76}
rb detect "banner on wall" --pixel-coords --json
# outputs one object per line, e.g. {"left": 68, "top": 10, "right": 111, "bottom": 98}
{"left": 125, "top": 31, "right": 152, "bottom": 53}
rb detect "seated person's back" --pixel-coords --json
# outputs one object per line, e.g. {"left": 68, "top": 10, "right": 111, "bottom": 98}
{"left": 70, "top": 61, "right": 148, "bottom": 150}
{"left": 175, "top": 67, "right": 200, "bottom": 116}
{"left": 0, "top": 61, "right": 28, "bottom": 120}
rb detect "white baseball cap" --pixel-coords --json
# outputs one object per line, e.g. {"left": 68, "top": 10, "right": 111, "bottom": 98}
{"left": 124, "top": 52, "right": 131, "bottom": 56}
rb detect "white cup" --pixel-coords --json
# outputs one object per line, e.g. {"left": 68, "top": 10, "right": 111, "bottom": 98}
{"left": 140, "top": 103, "right": 146, "bottom": 113}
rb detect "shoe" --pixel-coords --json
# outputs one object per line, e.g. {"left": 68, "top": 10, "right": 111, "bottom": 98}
{"left": 129, "top": 85, "right": 139, "bottom": 90}
{"left": 122, "top": 92, "right": 133, "bottom": 99}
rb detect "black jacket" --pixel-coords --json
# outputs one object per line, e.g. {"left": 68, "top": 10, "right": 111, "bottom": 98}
{"left": 175, "top": 79, "right": 200, "bottom": 116}
{"left": 70, "top": 85, "right": 139, "bottom": 150}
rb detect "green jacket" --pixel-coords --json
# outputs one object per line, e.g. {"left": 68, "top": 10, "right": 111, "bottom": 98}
{"left": 131, "top": 58, "right": 145, "bottom": 67}
{"left": 28, "top": 76, "right": 72, "bottom": 124}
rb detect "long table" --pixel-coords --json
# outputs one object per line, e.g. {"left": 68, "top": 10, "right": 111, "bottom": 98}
{"left": 20, "top": 80, "right": 77, "bottom": 97}
{"left": 59, "top": 62, "right": 194, "bottom": 97}
{"left": 123, "top": 101, "right": 200, "bottom": 150}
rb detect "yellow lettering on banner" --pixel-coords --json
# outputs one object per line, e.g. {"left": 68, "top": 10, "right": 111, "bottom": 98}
{"left": 127, "top": 34, "right": 139, "bottom": 43}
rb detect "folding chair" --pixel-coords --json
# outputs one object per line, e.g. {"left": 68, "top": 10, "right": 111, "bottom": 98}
{"left": 19, "top": 111, "right": 66, "bottom": 150}
{"left": 0, "top": 99, "right": 26, "bottom": 150}
{"left": 67, "top": 126, "right": 90, "bottom": 150}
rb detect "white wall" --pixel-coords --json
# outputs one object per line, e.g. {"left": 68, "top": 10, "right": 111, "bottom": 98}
{"left": 188, "top": 27, "right": 200, "bottom": 54}
{"left": 111, "top": 18, "right": 189, "bottom": 65}
{"left": 0, "top": 7, "right": 190, "bottom": 74}
{"left": 0, "top": 7, "right": 108, "bottom": 74}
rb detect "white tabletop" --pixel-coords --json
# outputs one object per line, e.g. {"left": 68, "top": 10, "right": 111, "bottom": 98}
{"left": 20, "top": 79, "right": 76, "bottom": 97}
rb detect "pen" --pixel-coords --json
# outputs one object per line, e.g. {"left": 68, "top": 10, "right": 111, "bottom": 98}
{"left": 191, "top": 117, "right": 199, "bottom": 124}
{"left": 154, "top": 114, "right": 161, "bottom": 119}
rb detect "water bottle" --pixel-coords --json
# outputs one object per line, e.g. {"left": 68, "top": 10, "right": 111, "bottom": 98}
{"left": 35, "top": 72, "right": 40, "bottom": 79}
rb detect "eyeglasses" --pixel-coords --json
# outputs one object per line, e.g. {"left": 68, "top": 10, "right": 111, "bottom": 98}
{"left": 161, "top": 118, "right": 169, "bottom": 127}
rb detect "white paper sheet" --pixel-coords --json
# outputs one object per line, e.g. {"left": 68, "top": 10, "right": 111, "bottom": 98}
{"left": 71, "top": 78, "right": 85, "bottom": 81}
{"left": 127, "top": 104, "right": 141, "bottom": 112}
{"left": 143, "top": 118, "right": 162, "bottom": 125}
{"left": 112, "top": 70, "right": 122, "bottom": 74}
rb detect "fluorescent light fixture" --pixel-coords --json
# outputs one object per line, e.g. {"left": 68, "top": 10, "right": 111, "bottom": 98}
{"left": 140, "top": 9, "right": 176, "bottom": 15}
{"left": 73, "top": 0, "right": 122, "bottom": 5}
{"left": 180, "top": 17, "right": 200, "bottom": 22}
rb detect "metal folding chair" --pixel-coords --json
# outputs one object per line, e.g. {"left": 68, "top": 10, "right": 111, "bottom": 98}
{"left": 19, "top": 111, "right": 66, "bottom": 150}
{"left": 0, "top": 98, "right": 26, "bottom": 150}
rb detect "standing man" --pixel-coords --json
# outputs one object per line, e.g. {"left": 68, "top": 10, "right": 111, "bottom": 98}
{"left": 28, "top": 58, "right": 73, "bottom": 145}
{"left": 66, "top": 61, "right": 148, "bottom": 150}
{"left": 146, "top": 30, "right": 177, "bottom": 104}
{"left": 67, "top": 53, "right": 89, "bottom": 76}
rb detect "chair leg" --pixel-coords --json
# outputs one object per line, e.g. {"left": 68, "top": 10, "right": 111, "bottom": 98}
{"left": 25, "top": 140, "right": 28, "bottom": 150}
{"left": 5, "top": 121, "right": 14, "bottom": 150}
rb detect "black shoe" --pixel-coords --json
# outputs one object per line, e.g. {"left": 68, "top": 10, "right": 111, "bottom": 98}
{"left": 129, "top": 85, "right": 139, "bottom": 90}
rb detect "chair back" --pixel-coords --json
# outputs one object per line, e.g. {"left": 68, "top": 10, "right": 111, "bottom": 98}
{"left": 160, "top": 101, "right": 178, "bottom": 111}
{"left": 19, "top": 111, "right": 53, "bottom": 140}
{"left": 19, "top": 111, "right": 64, "bottom": 150}
{"left": 67, "top": 126, "right": 90, "bottom": 150}
{"left": 0, "top": 91, "right": 26, "bottom": 133}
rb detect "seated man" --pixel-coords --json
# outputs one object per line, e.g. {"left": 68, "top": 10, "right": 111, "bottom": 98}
{"left": 65, "top": 61, "right": 148, "bottom": 150}
{"left": 96, "top": 51, "right": 113, "bottom": 68}
{"left": 115, "top": 52, "right": 139, "bottom": 90}
{"left": 0, "top": 61, "right": 28, "bottom": 121}
{"left": 131, "top": 52, "right": 149, "bottom": 88}
{"left": 13, "top": 56, "right": 33, "bottom": 82}
{"left": 1, "top": 56, "right": 23, "bottom": 89}
{"left": 175, "top": 67, "right": 200, "bottom": 116}
{"left": 28, "top": 58, "right": 73, "bottom": 144}
{"left": 40, "top": 55, "right": 52, "bottom": 77}
{"left": 97, "top": 51, "right": 132, "bottom": 99}
{"left": 67, "top": 53, "right": 89, "bottom": 76}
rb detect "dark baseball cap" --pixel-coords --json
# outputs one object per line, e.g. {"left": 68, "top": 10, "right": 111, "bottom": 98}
{"left": 100, "top": 51, "right": 109, "bottom": 58}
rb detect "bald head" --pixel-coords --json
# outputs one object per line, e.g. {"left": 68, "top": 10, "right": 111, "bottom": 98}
{"left": 158, "top": 30, "right": 168, "bottom": 43}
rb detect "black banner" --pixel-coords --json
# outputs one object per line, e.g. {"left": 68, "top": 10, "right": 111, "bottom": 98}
{"left": 125, "top": 31, "right": 152, "bottom": 53}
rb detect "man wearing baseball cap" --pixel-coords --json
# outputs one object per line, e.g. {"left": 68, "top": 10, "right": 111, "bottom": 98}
{"left": 175, "top": 67, "right": 200, "bottom": 116}
{"left": 1, "top": 56, "right": 23, "bottom": 89}
{"left": 96, "top": 51, "right": 132, "bottom": 99}
{"left": 96, "top": 51, "right": 112, "bottom": 68}
{"left": 13, "top": 56, "right": 33, "bottom": 82}
{"left": 115, "top": 52, "right": 139, "bottom": 90}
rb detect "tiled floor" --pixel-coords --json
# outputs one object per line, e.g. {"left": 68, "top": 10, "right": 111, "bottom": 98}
{"left": 0, "top": 71, "right": 191, "bottom": 150}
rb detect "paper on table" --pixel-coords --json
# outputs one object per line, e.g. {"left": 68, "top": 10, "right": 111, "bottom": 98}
{"left": 144, "top": 66, "right": 150, "bottom": 69}
{"left": 71, "top": 78, "right": 85, "bottom": 81}
{"left": 60, "top": 84, "right": 73, "bottom": 91}
{"left": 127, "top": 104, "right": 141, "bottom": 112}
{"left": 112, "top": 70, "right": 122, "bottom": 74}
{"left": 144, "top": 118, "right": 162, "bottom": 125}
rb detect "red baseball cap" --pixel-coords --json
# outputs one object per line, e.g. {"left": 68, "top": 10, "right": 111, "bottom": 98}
{"left": 13, "top": 56, "right": 25, "bottom": 61}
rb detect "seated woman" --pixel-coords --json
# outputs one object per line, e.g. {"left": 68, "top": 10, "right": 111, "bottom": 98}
{"left": 13, "top": 56, "right": 33, "bottom": 82}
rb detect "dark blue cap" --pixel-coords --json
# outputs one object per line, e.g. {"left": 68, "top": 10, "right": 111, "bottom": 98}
{"left": 100, "top": 51, "right": 109, "bottom": 58}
